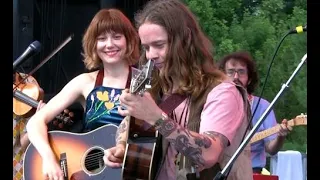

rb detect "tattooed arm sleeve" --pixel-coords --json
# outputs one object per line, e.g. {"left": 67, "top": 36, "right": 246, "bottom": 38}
{"left": 154, "top": 84, "right": 246, "bottom": 169}
{"left": 154, "top": 118, "right": 229, "bottom": 169}
{"left": 115, "top": 116, "right": 129, "bottom": 146}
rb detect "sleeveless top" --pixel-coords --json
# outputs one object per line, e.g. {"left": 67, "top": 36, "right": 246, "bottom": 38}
{"left": 83, "top": 68, "right": 131, "bottom": 131}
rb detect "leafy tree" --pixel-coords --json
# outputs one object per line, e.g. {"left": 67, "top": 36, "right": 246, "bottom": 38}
{"left": 185, "top": 0, "right": 307, "bottom": 152}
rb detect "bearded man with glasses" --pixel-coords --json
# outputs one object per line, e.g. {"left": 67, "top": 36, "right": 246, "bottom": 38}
{"left": 218, "top": 51, "right": 292, "bottom": 174}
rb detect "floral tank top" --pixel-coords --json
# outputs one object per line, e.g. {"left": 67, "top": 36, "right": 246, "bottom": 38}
{"left": 83, "top": 68, "right": 131, "bottom": 131}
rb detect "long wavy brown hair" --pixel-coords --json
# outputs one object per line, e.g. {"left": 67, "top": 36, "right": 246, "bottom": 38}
{"left": 135, "top": 0, "right": 226, "bottom": 101}
{"left": 82, "top": 8, "right": 140, "bottom": 70}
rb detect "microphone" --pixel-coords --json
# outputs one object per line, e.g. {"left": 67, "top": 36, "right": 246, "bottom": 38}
{"left": 289, "top": 24, "right": 307, "bottom": 34}
{"left": 13, "top": 40, "right": 42, "bottom": 71}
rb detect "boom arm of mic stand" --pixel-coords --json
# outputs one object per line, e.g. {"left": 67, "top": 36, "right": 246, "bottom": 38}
{"left": 213, "top": 53, "right": 307, "bottom": 180}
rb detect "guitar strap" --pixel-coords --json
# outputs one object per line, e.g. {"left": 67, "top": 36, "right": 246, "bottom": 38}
{"left": 158, "top": 93, "right": 187, "bottom": 115}
{"left": 149, "top": 93, "right": 187, "bottom": 180}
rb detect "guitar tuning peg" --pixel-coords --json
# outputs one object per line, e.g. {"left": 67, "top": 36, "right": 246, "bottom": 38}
{"left": 53, "top": 120, "right": 58, "bottom": 126}
{"left": 64, "top": 109, "right": 69, "bottom": 114}
{"left": 69, "top": 112, "right": 74, "bottom": 118}
{"left": 137, "top": 89, "right": 144, "bottom": 96}
{"left": 58, "top": 123, "right": 64, "bottom": 129}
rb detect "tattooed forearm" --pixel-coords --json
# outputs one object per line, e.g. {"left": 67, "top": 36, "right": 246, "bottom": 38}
{"left": 154, "top": 118, "right": 177, "bottom": 136}
{"left": 154, "top": 118, "right": 216, "bottom": 168}
{"left": 203, "top": 131, "right": 229, "bottom": 148}
{"left": 115, "top": 116, "right": 129, "bottom": 146}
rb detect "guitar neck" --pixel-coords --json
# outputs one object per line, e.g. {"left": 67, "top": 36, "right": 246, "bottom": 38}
{"left": 250, "top": 119, "right": 296, "bottom": 144}
{"left": 13, "top": 90, "right": 39, "bottom": 108}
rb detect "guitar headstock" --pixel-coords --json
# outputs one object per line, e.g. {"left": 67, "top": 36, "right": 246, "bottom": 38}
{"left": 52, "top": 109, "right": 74, "bottom": 129}
{"left": 130, "top": 59, "right": 155, "bottom": 95}
{"left": 291, "top": 113, "right": 307, "bottom": 126}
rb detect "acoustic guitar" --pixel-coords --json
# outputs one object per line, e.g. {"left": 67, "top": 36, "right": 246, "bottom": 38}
{"left": 121, "top": 59, "right": 160, "bottom": 180}
{"left": 20, "top": 88, "right": 121, "bottom": 180}
{"left": 23, "top": 123, "right": 120, "bottom": 180}
{"left": 249, "top": 113, "right": 307, "bottom": 144}
{"left": 23, "top": 61, "right": 155, "bottom": 180}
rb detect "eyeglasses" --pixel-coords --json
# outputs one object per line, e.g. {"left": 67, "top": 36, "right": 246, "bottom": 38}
{"left": 226, "top": 69, "right": 247, "bottom": 77}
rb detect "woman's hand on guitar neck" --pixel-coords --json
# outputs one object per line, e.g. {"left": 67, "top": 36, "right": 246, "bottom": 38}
{"left": 103, "top": 144, "right": 125, "bottom": 168}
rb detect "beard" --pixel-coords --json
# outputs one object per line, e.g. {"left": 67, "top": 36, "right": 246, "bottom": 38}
{"left": 233, "top": 79, "right": 244, "bottom": 87}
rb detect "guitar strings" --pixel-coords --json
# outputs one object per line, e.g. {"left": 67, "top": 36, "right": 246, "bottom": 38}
{"left": 83, "top": 151, "right": 106, "bottom": 170}
{"left": 59, "top": 152, "right": 105, "bottom": 171}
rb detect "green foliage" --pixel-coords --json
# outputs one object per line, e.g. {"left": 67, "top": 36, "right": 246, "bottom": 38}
{"left": 186, "top": 0, "right": 307, "bottom": 152}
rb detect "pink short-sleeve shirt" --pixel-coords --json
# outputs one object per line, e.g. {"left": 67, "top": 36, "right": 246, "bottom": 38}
{"left": 157, "top": 82, "right": 244, "bottom": 180}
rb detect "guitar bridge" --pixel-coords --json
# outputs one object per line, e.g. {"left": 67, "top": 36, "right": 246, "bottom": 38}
{"left": 59, "top": 153, "right": 68, "bottom": 180}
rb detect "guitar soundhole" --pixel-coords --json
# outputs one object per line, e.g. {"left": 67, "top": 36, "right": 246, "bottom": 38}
{"left": 83, "top": 147, "right": 105, "bottom": 175}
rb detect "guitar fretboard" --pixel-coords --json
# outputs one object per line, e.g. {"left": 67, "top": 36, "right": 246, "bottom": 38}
{"left": 249, "top": 119, "right": 303, "bottom": 144}
{"left": 249, "top": 126, "right": 280, "bottom": 143}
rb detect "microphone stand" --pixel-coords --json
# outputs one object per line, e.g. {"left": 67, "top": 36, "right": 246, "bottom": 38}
{"left": 213, "top": 53, "right": 307, "bottom": 180}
